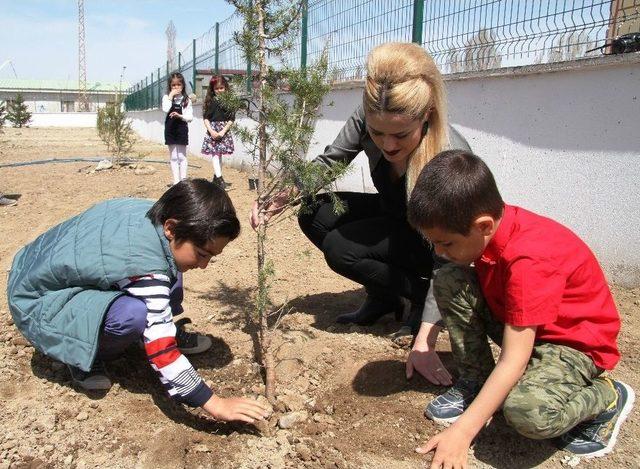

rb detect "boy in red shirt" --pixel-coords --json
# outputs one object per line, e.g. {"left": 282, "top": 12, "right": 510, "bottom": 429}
{"left": 406, "top": 149, "right": 633, "bottom": 467}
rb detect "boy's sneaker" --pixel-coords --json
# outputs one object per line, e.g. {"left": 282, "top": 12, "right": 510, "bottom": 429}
{"left": 176, "top": 327, "right": 212, "bottom": 355}
{"left": 554, "top": 380, "right": 635, "bottom": 458}
{"left": 68, "top": 360, "right": 112, "bottom": 391}
{"left": 425, "top": 378, "right": 481, "bottom": 425}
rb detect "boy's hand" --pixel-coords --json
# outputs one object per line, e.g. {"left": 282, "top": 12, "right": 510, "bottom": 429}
{"left": 416, "top": 425, "right": 473, "bottom": 469}
{"left": 202, "top": 395, "right": 271, "bottom": 423}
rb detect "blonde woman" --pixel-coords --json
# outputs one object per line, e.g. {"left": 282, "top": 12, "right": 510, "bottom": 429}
{"left": 250, "top": 43, "right": 470, "bottom": 384}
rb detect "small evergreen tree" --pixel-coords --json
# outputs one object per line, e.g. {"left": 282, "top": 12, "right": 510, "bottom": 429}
{"left": 226, "top": 0, "right": 348, "bottom": 403}
{"left": 6, "top": 94, "right": 32, "bottom": 128}
{"left": 0, "top": 102, "right": 6, "bottom": 131}
{"left": 96, "top": 94, "right": 138, "bottom": 164}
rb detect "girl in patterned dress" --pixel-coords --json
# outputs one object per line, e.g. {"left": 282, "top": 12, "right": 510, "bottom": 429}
{"left": 200, "top": 75, "right": 235, "bottom": 190}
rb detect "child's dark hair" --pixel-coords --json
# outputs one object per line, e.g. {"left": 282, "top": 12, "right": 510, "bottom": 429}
{"left": 408, "top": 150, "right": 504, "bottom": 235}
{"left": 167, "top": 72, "right": 189, "bottom": 108}
{"left": 204, "top": 75, "right": 229, "bottom": 115}
{"left": 147, "top": 179, "right": 240, "bottom": 246}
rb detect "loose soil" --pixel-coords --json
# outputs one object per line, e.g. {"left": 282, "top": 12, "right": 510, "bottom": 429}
{"left": 0, "top": 127, "right": 638, "bottom": 469}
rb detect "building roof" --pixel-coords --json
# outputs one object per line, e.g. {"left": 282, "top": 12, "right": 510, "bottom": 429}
{"left": 0, "top": 79, "right": 129, "bottom": 92}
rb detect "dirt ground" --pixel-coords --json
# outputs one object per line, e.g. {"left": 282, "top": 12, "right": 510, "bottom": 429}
{"left": 0, "top": 127, "right": 638, "bottom": 469}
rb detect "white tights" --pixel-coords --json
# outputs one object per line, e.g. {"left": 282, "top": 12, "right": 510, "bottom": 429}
{"left": 211, "top": 155, "right": 222, "bottom": 178}
{"left": 168, "top": 144, "right": 188, "bottom": 184}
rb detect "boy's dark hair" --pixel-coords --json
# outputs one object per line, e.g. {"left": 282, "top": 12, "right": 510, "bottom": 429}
{"left": 408, "top": 150, "right": 504, "bottom": 234}
{"left": 147, "top": 179, "right": 240, "bottom": 246}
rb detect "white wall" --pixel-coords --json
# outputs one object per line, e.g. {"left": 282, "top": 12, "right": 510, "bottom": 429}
{"left": 30, "top": 112, "right": 98, "bottom": 127}
{"left": 128, "top": 57, "right": 640, "bottom": 286}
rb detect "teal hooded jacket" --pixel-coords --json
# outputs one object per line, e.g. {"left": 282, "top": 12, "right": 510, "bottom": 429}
{"left": 7, "top": 198, "right": 178, "bottom": 371}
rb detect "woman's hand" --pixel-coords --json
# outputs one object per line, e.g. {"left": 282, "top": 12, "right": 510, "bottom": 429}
{"left": 406, "top": 322, "right": 452, "bottom": 385}
{"left": 406, "top": 348, "right": 452, "bottom": 386}
{"left": 249, "top": 188, "right": 295, "bottom": 230}
{"left": 416, "top": 424, "right": 473, "bottom": 469}
{"left": 202, "top": 395, "right": 270, "bottom": 424}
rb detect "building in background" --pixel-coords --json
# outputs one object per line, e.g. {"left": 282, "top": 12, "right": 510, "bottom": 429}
{"left": 0, "top": 79, "right": 128, "bottom": 113}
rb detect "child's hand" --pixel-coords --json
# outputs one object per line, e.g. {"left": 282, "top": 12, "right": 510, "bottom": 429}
{"left": 169, "top": 111, "right": 181, "bottom": 119}
{"left": 168, "top": 89, "right": 179, "bottom": 98}
{"left": 416, "top": 425, "right": 473, "bottom": 469}
{"left": 209, "top": 130, "right": 221, "bottom": 139}
{"left": 202, "top": 395, "right": 271, "bottom": 423}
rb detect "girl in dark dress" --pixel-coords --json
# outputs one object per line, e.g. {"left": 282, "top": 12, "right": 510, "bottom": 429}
{"left": 162, "top": 72, "right": 193, "bottom": 184}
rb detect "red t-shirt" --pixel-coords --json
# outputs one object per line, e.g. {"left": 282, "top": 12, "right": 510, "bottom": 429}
{"left": 474, "top": 205, "right": 620, "bottom": 370}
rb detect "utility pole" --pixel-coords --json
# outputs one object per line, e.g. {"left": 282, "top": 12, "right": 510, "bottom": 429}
{"left": 166, "top": 21, "right": 177, "bottom": 72}
{"left": 78, "top": 0, "right": 89, "bottom": 111}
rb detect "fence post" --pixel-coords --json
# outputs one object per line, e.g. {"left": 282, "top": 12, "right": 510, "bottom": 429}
{"left": 192, "top": 38, "right": 197, "bottom": 95}
{"left": 146, "top": 76, "right": 149, "bottom": 110}
{"left": 301, "top": 0, "right": 308, "bottom": 70}
{"left": 178, "top": 52, "right": 182, "bottom": 72}
{"left": 157, "top": 67, "right": 161, "bottom": 108}
{"left": 411, "top": 0, "right": 424, "bottom": 44}
{"left": 215, "top": 22, "right": 220, "bottom": 74}
{"left": 166, "top": 60, "right": 170, "bottom": 77}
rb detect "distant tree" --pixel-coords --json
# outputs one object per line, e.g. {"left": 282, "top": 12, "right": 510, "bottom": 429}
{"left": 6, "top": 94, "right": 32, "bottom": 128}
{"left": 548, "top": 31, "right": 591, "bottom": 63}
{"left": 96, "top": 94, "right": 138, "bottom": 163}
{"left": 462, "top": 28, "right": 502, "bottom": 72}
{"left": 0, "top": 102, "right": 6, "bottom": 130}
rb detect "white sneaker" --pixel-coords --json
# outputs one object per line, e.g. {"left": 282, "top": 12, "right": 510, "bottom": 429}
{"left": 0, "top": 196, "right": 17, "bottom": 206}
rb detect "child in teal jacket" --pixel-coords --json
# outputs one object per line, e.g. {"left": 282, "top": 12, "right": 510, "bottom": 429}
{"left": 8, "top": 179, "right": 269, "bottom": 424}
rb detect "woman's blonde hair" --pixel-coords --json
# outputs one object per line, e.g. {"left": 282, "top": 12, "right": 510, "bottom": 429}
{"left": 364, "top": 42, "right": 449, "bottom": 196}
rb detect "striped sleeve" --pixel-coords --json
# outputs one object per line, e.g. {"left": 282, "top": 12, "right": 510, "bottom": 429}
{"left": 116, "top": 274, "right": 213, "bottom": 407}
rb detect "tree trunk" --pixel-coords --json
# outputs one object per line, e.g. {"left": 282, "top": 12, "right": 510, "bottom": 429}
{"left": 255, "top": 0, "right": 276, "bottom": 403}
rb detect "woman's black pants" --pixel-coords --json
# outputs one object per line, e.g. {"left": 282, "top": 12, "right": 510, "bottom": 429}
{"left": 298, "top": 192, "right": 433, "bottom": 307}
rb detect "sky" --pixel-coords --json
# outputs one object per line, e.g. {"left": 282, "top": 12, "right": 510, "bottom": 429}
{"left": 1, "top": 0, "right": 236, "bottom": 85}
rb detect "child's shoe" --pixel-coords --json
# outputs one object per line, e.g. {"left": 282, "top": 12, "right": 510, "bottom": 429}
{"left": 212, "top": 176, "right": 232, "bottom": 191}
{"left": 554, "top": 379, "right": 635, "bottom": 458}
{"left": 0, "top": 196, "right": 17, "bottom": 206}
{"left": 425, "top": 378, "right": 481, "bottom": 424}
{"left": 176, "top": 327, "right": 212, "bottom": 355}
{"left": 68, "top": 360, "right": 112, "bottom": 391}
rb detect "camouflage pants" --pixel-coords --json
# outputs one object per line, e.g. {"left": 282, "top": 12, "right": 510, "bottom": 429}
{"left": 433, "top": 263, "right": 616, "bottom": 439}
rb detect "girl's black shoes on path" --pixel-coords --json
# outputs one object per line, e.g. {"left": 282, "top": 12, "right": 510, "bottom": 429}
{"left": 212, "top": 176, "right": 232, "bottom": 190}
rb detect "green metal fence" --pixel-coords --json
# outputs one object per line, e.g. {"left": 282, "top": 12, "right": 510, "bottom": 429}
{"left": 126, "top": 1, "right": 639, "bottom": 110}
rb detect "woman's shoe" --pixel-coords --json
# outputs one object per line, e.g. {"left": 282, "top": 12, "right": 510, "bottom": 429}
{"left": 336, "top": 295, "right": 403, "bottom": 326}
